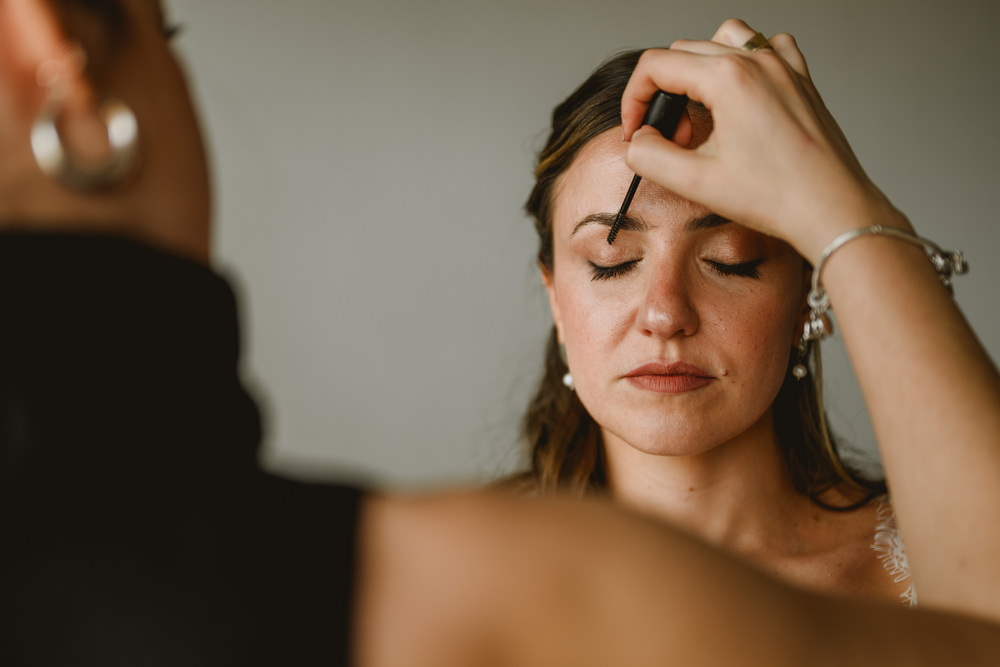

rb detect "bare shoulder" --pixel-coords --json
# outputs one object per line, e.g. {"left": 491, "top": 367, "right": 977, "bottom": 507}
{"left": 807, "top": 497, "right": 911, "bottom": 603}
{"left": 349, "top": 490, "right": 822, "bottom": 667}
{"left": 351, "top": 490, "right": 615, "bottom": 667}
{"left": 348, "top": 490, "right": 1000, "bottom": 666}
{"left": 350, "top": 491, "right": 499, "bottom": 667}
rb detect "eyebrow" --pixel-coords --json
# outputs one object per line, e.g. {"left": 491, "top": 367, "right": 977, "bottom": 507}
{"left": 570, "top": 212, "right": 732, "bottom": 236}
{"left": 686, "top": 213, "right": 732, "bottom": 232}
{"left": 572, "top": 213, "right": 646, "bottom": 236}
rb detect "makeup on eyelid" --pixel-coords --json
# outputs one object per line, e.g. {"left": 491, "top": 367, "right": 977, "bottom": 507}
{"left": 544, "top": 127, "right": 809, "bottom": 466}
{"left": 576, "top": 227, "right": 768, "bottom": 282}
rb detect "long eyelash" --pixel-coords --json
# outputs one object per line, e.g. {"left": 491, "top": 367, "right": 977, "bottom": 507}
{"left": 590, "top": 260, "right": 640, "bottom": 281}
{"left": 706, "top": 259, "right": 763, "bottom": 279}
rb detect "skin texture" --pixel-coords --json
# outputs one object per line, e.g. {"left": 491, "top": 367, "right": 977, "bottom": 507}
{"left": 0, "top": 0, "right": 211, "bottom": 261}
{"left": 355, "top": 490, "right": 1000, "bottom": 667}
{"left": 539, "top": 111, "right": 898, "bottom": 601}
{"left": 5, "top": 4, "right": 1000, "bottom": 663}
{"left": 545, "top": 129, "right": 806, "bottom": 461}
{"left": 622, "top": 18, "right": 1000, "bottom": 621}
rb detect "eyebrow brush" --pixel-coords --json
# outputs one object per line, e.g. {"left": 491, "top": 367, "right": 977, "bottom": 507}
{"left": 607, "top": 90, "right": 689, "bottom": 245}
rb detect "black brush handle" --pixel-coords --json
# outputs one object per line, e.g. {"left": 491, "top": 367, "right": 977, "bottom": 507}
{"left": 607, "top": 90, "right": 689, "bottom": 245}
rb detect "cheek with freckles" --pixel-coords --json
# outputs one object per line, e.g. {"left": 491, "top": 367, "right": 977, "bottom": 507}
{"left": 711, "top": 288, "right": 801, "bottom": 399}
{"left": 552, "top": 270, "right": 635, "bottom": 379}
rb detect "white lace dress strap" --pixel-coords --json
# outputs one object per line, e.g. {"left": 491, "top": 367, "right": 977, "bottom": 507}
{"left": 871, "top": 495, "right": 917, "bottom": 607}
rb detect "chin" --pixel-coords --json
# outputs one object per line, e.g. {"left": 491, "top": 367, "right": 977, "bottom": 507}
{"left": 601, "top": 421, "right": 731, "bottom": 458}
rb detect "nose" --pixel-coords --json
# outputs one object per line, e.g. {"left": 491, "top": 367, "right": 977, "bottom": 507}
{"left": 635, "top": 261, "right": 700, "bottom": 339}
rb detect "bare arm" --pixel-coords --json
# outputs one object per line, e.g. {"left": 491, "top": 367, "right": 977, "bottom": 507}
{"left": 353, "top": 491, "right": 1000, "bottom": 667}
{"left": 820, "top": 215, "right": 1000, "bottom": 617}
{"left": 620, "top": 19, "right": 1000, "bottom": 619}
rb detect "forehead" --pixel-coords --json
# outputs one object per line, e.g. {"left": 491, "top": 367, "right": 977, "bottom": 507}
{"left": 551, "top": 128, "right": 706, "bottom": 232}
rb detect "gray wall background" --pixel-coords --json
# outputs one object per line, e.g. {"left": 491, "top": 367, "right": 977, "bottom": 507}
{"left": 166, "top": 0, "right": 1000, "bottom": 487}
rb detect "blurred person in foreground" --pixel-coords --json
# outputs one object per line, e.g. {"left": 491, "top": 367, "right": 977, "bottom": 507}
{"left": 1, "top": 2, "right": 999, "bottom": 665}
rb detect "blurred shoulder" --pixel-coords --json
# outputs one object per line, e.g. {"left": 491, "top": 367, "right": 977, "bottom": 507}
{"left": 351, "top": 490, "right": 555, "bottom": 667}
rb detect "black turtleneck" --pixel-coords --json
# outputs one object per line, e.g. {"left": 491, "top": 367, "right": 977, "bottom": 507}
{"left": 0, "top": 233, "right": 360, "bottom": 666}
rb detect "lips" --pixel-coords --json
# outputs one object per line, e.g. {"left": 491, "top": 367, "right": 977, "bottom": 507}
{"left": 624, "top": 362, "right": 715, "bottom": 394}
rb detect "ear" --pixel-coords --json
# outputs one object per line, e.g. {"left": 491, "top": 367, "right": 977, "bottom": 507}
{"left": 1, "top": 0, "right": 74, "bottom": 95}
{"left": 540, "top": 262, "right": 565, "bottom": 344}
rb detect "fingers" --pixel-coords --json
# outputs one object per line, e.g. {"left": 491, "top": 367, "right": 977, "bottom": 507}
{"left": 621, "top": 20, "right": 881, "bottom": 256}
{"left": 707, "top": 20, "right": 810, "bottom": 79}
{"left": 621, "top": 49, "right": 716, "bottom": 139}
{"left": 622, "top": 20, "right": 812, "bottom": 140}
{"left": 622, "top": 18, "right": 772, "bottom": 137}
{"left": 625, "top": 125, "right": 714, "bottom": 211}
{"left": 709, "top": 18, "right": 765, "bottom": 49}
{"left": 626, "top": 125, "right": 690, "bottom": 185}
{"left": 768, "top": 33, "right": 809, "bottom": 77}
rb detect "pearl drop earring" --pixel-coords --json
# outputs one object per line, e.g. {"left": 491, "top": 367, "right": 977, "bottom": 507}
{"left": 562, "top": 371, "right": 575, "bottom": 391}
{"left": 558, "top": 342, "right": 575, "bottom": 391}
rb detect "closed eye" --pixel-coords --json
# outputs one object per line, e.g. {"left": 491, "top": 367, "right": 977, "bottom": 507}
{"left": 705, "top": 259, "right": 763, "bottom": 279}
{"left": 590, "top": 259, "right": 641, "bottom": 281}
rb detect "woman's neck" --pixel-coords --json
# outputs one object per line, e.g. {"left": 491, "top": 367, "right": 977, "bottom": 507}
{"left": 602, "top": 413, "right": 815, "bottom": 557}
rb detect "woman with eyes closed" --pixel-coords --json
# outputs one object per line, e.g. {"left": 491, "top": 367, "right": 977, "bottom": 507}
{"left": 10, "top": 2, "right": 1000, "bottom": 661}
{"left": 509, "top": 24, "right": 912, "bottom": 604}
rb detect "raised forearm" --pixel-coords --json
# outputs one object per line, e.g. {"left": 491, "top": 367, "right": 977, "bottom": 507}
{"left": 820, "top": 220, "right": 1000, "bottom": 618}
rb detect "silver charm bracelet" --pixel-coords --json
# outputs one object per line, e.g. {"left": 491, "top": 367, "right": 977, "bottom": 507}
{"left": 802, "top": 224, "right": 969, "bottom": 343}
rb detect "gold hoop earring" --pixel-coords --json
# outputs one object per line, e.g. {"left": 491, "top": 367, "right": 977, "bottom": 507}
{"left": 31, "top": 98, "right": 140, "bottom": 192}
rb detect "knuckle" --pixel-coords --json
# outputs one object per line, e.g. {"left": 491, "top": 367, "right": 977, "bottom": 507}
{"left": 715, "top": 50, "right": 788, "bottom": 90}
{"left": 636, "top": 48, "right": 662, "bottom": 69}
{"left": 770, "top": 32, "right": 798, "bottom": 48}
{"left": 719, "top": 17, "right": 751, "bottom": 37}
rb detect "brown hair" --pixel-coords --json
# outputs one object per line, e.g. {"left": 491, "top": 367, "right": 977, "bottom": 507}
{"left": 514, "top": 49, "right": 885, "bottom": 507}
{"left": 51, "top": 0, "right": 130, "bottom": 77}
{"left": 54, "top": 0, "right": 126, "bottom": 32}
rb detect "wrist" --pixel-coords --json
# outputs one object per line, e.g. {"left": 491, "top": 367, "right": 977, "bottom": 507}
{"left": 794, "top": 190, "right": 911, "bottom": 266}
{"left": 800, "top": 221, "right": 969, "bottom": 346}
